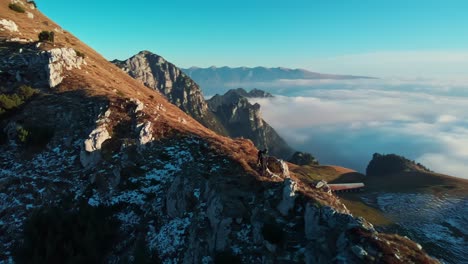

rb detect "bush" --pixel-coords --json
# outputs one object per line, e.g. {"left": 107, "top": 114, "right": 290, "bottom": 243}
{"left": 18, "top": 85, "right": 38, "bottom": 99}
{"left": 16, "top": 127, "right": 29, "bottom": 143}
{"left": 0, "top": 93, "right": 23, "bottom": 110}
{"left": 0, "top": 86, "right": 38, "bottom": 116}
{"left": 9, "top": 3, "right": 25, "bottom": 13}
{"left": 14, "top": 204, "right": 120, "bottom": 264}
{"left": 38, "top": 31, "right": 54, "bottom": 43}
{"left": 74, "top": 49, "right": 86, "bottom": 58}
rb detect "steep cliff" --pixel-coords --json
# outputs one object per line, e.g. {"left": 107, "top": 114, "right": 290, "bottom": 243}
{"left": 113, "top": 52, "right": 294, "bottom": 159}
{"left": 208, "top": 89, "right": 294, "bottom": 159}
{"left": 112, "top": 51, "right": 226, "bottom": 135}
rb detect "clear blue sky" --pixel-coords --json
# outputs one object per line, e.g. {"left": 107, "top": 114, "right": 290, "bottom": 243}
{"left": 38, "top": 0, "right": 468, "bottom": 76}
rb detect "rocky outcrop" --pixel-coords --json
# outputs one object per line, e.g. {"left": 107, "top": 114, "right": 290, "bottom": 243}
{"left": 80, "top": 111, "right": 111, "bottom": 168}
{"left": 0, "top": 45, "right": 85, "bottom": 88}
{"left": 0, "top": 19, "right": 18, "bottom": 32}
{"left": 276, "top": 178, "right": 297, "bottom": 216}
{"left": 207, "top": 89, "right": 294, "bottom": 159}
{"left": 46, "top": 48, "right": 85, "bottom": 87}
{"left": 112, "top": 51, "right": 226, "bottom": 135}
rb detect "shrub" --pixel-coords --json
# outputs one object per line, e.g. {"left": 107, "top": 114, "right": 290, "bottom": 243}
{"left": 14, "top": 204, "right": 120, "bottom": 264}
{"left": 38, "top": 31, "right": 54, "bottom": 43}
{"left": 0, "top": 93, "right": 23, "bottom": 110}
{"left": 0, "top": 86, "right": 38, "bottom": 116}
{"left": 18, "top": 85, "right": 38, "bottom": 99}
{"left": 9, "top": 3, "right": 25, "bottom": 13}
{"left": 16, "top": 127, "right": 29, "bottom": 143}
{"left": 74, "top": 49, "right": 86, "bottom": 58}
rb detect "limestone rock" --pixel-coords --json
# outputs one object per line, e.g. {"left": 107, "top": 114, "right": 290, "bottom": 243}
{"left": 137, "top": 121, "right": 153, "bottom": 146}
{"left": 130, "top": 98, "right": 144, "bottom": 113}
{"left": 351, "top": 245, "right": 368, "bottom": 260}
{"left": 277, "top": 178, "right": 297, "bottom": 216}
{"left": 46, "top": 48, "right": 85, "bottom": 87}
{"left": 83, "top": 126, "right": 110, "bottom": 152}
{"left": 0, "top": 19, "right": 18, "bottom": 32}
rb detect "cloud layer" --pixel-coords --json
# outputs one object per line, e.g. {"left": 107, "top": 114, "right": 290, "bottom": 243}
{"left": 248, "top": 78, "right": 468, "bottom": 178}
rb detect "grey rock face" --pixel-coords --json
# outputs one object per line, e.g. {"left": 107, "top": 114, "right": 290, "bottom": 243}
{"left": 207, "top": 89, "right": 294, "bottom": 159}
{"left": 113, "top": 52, "right": 294, "bottom": 159}
{"left": 112, "top": 51, "right": 225, "bottom": 135}
{"left": 0, "top": 45, "right": 84, "bottom": 88}
{"left": 277, "top": 178, "right": 297, "bottom": 216}
{"left": 47, "top": 48, "right": 85, "bottom": 87}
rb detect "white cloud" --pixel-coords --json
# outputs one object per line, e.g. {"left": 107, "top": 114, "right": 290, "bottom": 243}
{"left": 250, "top": 77, "right": 468, "bottom": 179}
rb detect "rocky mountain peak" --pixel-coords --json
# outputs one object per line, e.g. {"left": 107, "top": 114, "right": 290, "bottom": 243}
{"left": 112, "top": 51, "right": 226, "bottom": 135}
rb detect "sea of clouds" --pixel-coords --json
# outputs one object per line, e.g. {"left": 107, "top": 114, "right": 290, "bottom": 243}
{"left": 240, "top": 77, "right": 468, "bottom": 178}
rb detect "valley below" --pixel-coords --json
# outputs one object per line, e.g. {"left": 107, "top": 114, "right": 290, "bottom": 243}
{"left": 358, "top": 192, "right": 467, "bottom": 264}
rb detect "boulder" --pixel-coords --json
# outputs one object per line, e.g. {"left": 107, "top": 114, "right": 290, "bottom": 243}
{"left": 277, "top": 178, "right": 297, "bottom": 216}
{"left": 0, "top": 19, "right": 18, "bottom": 32}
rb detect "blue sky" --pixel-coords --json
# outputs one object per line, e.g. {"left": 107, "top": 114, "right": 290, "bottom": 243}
{"left": 38, "top": 0, "right": 468, "bottom": 76}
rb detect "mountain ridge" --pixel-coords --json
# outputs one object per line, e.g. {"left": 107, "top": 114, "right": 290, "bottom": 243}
{"left": 112, "top": 51, "right": 293, "bottom": 159}
{"left": 0, "top": 1, "right": 440, "bottom": 263}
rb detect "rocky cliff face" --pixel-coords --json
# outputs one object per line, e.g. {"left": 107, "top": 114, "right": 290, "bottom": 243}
{"left": 0, "top": 1, "right": 439, "bottom": 263}
{"left": 208, "top": 89, "right": 294, "bottom": 159}
{"left": 113, "top": 53, "right": 294, "bottom": 159}
{"left": 112, "top": 51, "right": 226, "bottom": 135}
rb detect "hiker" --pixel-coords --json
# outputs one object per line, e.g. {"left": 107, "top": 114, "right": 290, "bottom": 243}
{"left": 257, "top": 148, "right": 268, "bottom": 175}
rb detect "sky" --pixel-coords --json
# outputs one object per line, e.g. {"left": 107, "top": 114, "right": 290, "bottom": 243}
{"left": 248, "top": 78, "right": 468, "bottom": 178}
{"left": 38, "top": 0, "right": 468, "bottom": 77}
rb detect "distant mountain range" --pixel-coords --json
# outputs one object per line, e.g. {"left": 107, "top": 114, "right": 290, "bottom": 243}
{"left": 182, "top": 66, "right": 374, "bottom": 94}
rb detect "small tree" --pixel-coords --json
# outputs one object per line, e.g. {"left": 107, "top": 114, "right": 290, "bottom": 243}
{"left": 38, "top": 31, "right": 54, "bottom": 43}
